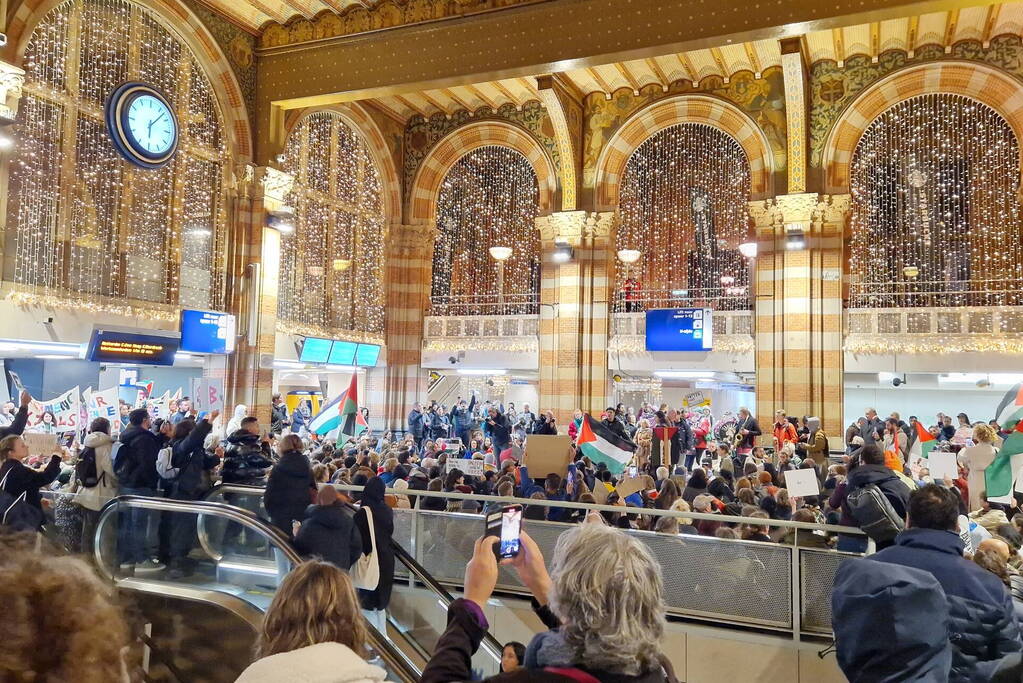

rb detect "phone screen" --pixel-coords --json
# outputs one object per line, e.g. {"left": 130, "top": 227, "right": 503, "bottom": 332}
{"left": 628, "top": 465, "right": 638, "bottom": 478}
{"left": 485, "top": 504, "right": 522, "bottom": 559}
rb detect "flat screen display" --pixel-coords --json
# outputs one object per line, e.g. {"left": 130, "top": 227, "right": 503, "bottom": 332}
{"left": 299, "top": 337, "right": 332, "bottom": 363}
{"left": 180, "top": 309, "right": 235, "bottom": 354}
{"left": 355, "top": 343, "right": 381, "bottom": 367}
{"left": 645, "top": 308, "right": 714, "bottom": 352}
{"left": 86, "top": 329, "right": 179, "bottom": 365}
{"left": 327, "top": 340, "right": 358, "bottom": 365}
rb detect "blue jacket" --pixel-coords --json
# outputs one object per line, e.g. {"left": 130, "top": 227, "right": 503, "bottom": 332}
{"left": 871, "top": 528, "right": 1021, "bottom": 681}
{"left": 408, "top": 409, "right": 425, "bottom": 438}
{"left": 450, "top": 395, "right": 476, "bottom": 433}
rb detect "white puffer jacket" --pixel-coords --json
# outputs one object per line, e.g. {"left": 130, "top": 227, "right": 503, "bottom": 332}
{"left": 76, "top": 431, "right": 119, "bottom": 512}
{"left": 235, "top": 643, "right": 387, "bottom": 683}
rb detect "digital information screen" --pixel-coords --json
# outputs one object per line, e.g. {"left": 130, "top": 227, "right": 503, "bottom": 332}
{"left": 179, "top": 309, "right": 235, "bottom": 354}
{"left": 86, "top": 330, "right": 179, "bottom": 365}
{"left": 355, "top": 343, "right": 381, "bottom": 367}
{"left": 299, "top": 337, "right": 332, "bottom": 363}
{"left": 327, "top": 340, "right": 358, "bottom": 365}
{"left": 645, "top": 308, "right": 714, "bottom": 352}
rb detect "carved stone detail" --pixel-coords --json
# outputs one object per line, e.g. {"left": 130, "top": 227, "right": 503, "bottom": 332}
{"left": 536, "top": 211, "right": 615, "bottom": 243}
{"left": 0, "top": 61, "right": 26, "bottom": 121}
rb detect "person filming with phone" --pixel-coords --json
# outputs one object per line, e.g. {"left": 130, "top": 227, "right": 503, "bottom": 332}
{"left": 422, "top": 520, "right": 677, "bottom": 681}
{"left": 485, "top": 407, "right": 512, "bottom": 453}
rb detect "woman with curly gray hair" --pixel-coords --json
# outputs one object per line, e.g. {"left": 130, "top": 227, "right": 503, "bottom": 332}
{"left": 421, "top": 523, "right": 676, "bottom": 682}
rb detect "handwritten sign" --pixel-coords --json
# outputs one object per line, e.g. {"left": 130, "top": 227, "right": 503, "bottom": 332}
{"left": 23, "top": 432, "right": 58, "bottom": 457}
{"left": 783, "top": 468, "right": 821, "bottom": 498}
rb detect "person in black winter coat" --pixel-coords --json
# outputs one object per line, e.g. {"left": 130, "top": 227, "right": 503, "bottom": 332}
{"left": 0, "top": 390, "right": 31, "bottom": 440}
{"left": 843, "top": 444, "right": 911, "bottom": 550}
{"left": 531, "top": 411, "right": 558, "bottom": 436}
{"left": 294, "top": 485, "right": 362, "bottom": 570}
{"left": 601, "top": 407, "right": 633, "bottom": 444}
{"left": 117, "top": 407, "right": 168, "bottom": 567}
{"left": 166, "top": 413, "right": 220, "bottom": 577}
{"left": 0, "top": 433, "right": 60, "bottom": 529}
{"left": 270, "top": 393, "right": 290, "bottom": 435}
{"left": 356, "top": 476, "right": 395, "bottom": 614}
{"left": 408, "top": 404, "right": 426, "bottom": 448}
{"left": 485, "top": 408, "right": 512, "bottom": 452}
{"left": 264, "top": 434, "right": 316, "bottom": 539}
{"left": 869, "top": 484, "right": 1022, "bottom": 681}
{"left": 221, "top": 417, "right": 274, "bottom": 486}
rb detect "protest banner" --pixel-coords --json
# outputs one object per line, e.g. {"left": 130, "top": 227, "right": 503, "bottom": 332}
{"left": 28, "top": 387, "right": 81, "bottom": 433}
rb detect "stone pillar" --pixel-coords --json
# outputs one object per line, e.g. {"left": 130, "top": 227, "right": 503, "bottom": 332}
{"left": 382, "top": 223, "right": 435, "bottom": 431}
{"left": 536, "top": 211, "right": 615, "bottom": 425}
{"left": 750, "top": 194, "right": 849, "bottom": 443}
{"left": 223, "top": 166, "right": 293, "bottom": 425}
{"left": 0, "top": 60, "right": 25, "bottom": 269}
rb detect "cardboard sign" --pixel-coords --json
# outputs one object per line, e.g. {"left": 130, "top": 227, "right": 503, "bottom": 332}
{"left": 928, "top": 452, "right": 958, "bottom": 481}
{"left": 23, "top": 432, "right": 58, "bottom": 456}
{"left": 86, "top": 387, "right": 120, "bottom": 424}
{"left": 590, "top": 481, "right": 610, "bottom": 504}
{"left": 783, "top": 468, "right": 821, "bottom": 498}
{"left": 191, "top": 378, "right": 225, "bottom": 413}
{"left": 523, "top": 434, "right": 574, "bottom": 477}
{"left": 446, "top": 458, "right": 485, "bottom": 477}
{"left": 615, "top": 475, "right": 647, "bottom": 499}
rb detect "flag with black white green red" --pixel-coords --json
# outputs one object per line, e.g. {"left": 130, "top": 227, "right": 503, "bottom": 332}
{"left": 338, "top": 373, "right": 366, "bottom": 440}
{"left": 985, "top": 383, "right": 1023, "bottom": 504}
{"left": 907, "top": 420, "right": 936, "bottom": 474}
{"left": 577, "top": 414, "right": 635, "bottom": 475}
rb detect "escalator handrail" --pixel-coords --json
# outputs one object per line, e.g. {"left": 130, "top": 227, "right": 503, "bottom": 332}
{"left": 95, "top": 495, "right": 423, "bottom": 683}
{"left": 205, "top": 484, "right": 506, "bottom": 664}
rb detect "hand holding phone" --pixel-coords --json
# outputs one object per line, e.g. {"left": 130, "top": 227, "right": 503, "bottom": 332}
{"left": 485, "top": 504, "right": 523, "bottom": 560}
{"left": 628, "top": 465, "right": 638, "bottom": 478}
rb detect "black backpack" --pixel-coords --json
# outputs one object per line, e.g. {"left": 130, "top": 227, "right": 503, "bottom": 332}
{"left": 0, "top": 466, "right": 44, "bottom": 531}
{"left": 75, "top": 446, "right": 100, "bottom": 488}
{"left": 113, "top": 440, "right": 134, "bottom": 480}
{"left": 846, "top": 483, "right": 905, "bottom": 543}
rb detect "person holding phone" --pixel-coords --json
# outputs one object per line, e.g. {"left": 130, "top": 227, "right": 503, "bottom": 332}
{"left": 485, "top": 407, "right": 512, "bottom": 453}
{"left": 0, "top": 433, "right": 61, "bottom": 530}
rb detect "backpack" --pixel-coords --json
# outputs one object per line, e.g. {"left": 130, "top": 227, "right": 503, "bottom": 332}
{"left": 113, "top": 439, "right": 134, "bottom": 480}
{"left": 155, "top": 445, "right": 181, "bottom": 481}
{"left": 75, "top": 446, "right": 100, "bottom": 488}
{"left": 846, "top": 483, "right": 905, "bottom": 542}
{"left": 0, "top": 466, "right": 45, "bottom": 531}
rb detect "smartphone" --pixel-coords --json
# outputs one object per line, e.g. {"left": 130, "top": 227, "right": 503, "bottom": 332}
{"left": 566, "top": 470, "right": 575, "bottom": 488}
{"left": 628, "top": 465, "right": 638, "bottom": 478}
{"left": 485, "top": 504, "right": 523, "bottom": 560}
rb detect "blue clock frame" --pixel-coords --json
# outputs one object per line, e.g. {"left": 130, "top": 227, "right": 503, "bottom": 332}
{"left": 105, "top": 82, "right": 179, "bottom": 169}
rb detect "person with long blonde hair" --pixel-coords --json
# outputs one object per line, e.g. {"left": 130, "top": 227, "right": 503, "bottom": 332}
{"left": 237, "top": 560, "right": 385, "bottom": 682}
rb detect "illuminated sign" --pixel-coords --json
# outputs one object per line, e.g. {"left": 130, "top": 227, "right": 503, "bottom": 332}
{"left": 645, "top": 308, "right": 714, "bottom": 352}
{"left": 180, "top": 309, "right": 235, "bottom": 354}
{"left": 86, "top": 329, "right": 179, "bottom": 365}
{"left": 355, "top": 343, "right": 381, "bottom": 367}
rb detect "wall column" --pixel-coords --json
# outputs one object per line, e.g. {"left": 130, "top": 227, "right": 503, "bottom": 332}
{"left": 0, "top": 59, "right": 25, "bottom": 271}
{"left": 224, "top": 166, "right": 293, "bottom": 424}
{"left": 382, "top": 223, "right": 435, "bottom": 431}
{"left": 751, "top": 194, "right": 849, "bottom": 442}
{"left": 536, "top": 211, "right": 615, "bottom": 425}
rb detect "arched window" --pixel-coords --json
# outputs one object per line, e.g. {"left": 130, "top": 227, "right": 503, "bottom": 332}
{"left": 616, "top": 123, "right": 752, "bottom": 311}
{"left": 431, "top": 146, "right": 540, "bottom": 315}
{"left": 849, "top": 93, "right": 1022, "bottom": 307}
{"left": 10, "top": 0, "right": 229, "bottom": 312}
{"left": 278, "top": 111, "right": 385, "bottom": 336}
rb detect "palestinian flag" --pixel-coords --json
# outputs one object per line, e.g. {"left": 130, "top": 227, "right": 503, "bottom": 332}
{"left": 577, "top": 414, "right": 635, "bottom": 475}
{"left": 308, "top": 375, "right": 366, "bottom": 438}
{"left": 985, "top": 384, "right": 1023, "bottom": 503}
{"left": 908, "top": 420, "right": 936, "bottom": 472}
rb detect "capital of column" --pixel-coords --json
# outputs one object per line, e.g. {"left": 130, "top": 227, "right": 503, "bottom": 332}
{"left": 233, "top": 165, "right": 295, "bottom": 210}
{"left": 386, "top": 222, "right": 437, "bottom": 259}
{"left": 536, "top": 210, "right": 615, "bottom": 245}
{"left": 0, "top": 60, "right": 26, "bottom": 122}
{"left": 749, "top": 193, "right": 851, "bottom": 237}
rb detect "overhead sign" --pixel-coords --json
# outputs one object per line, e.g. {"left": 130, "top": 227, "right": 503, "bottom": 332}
{"left": 180, "top": 309, "right": 236, "bottom": 354}
{"left": 86, "top": 328, "right": 179, "bottom": 366}
{"left": 354, "top": 343, "right": 381, "bottom": 367}
{"left": 328, "top": 340, "right": 358, "bottom": 365}
{"left": 645, "top": 308, "right": 713, "bottom": 352}
{"left": 299, "top": 337, "right": 332, "bottom": 363}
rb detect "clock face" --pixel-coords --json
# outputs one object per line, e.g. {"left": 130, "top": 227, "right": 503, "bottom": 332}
{"left": 126, "top": 94, "right": 176, "bottom": 155}
{"left": 105, "top": 82, "right": 179, "bottom": 169}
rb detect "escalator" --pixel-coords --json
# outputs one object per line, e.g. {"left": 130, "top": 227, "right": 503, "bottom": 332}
{"left": 93, "top": 491, "right": 504, "bottom": 681}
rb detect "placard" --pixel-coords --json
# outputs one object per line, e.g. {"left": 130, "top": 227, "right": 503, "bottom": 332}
{"left": 86, "top": 387, "right": 119, "bottom": 424}
{"left": 23, "top": 432, "right": 58, "bottom": 456}
{"left": 615, "top": 475, "right": 647, "bottom": 499}
{"left": 446, "top": 458, "right": 484, "bottom": 477}
{"left": 957, "top": 515, "right": 974, "bottom": 556}
{"left": 590, "top": 481, "right": 609, "bottom": 505}
{"left": 783, "top": 468, "right": 821, "bottom": 498}
{"left": 191, "top": 378, "right": 225, "bottom": 413}
{"left": 927, "top": 452, "right": 958, "bottom": 481}
{"left": 28, "top": 386, "right": 81, "bottom": 434}
{"left": 523, "top": 434, "right": 574, "bottom": 477}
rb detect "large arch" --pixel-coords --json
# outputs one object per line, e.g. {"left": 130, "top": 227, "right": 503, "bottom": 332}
{"left": 9, "top": 0, "right": 253, "bottom": 162}
{"left": 594, "top": 94, "right": 775, "bottom": 209}
{"left": 408, "top": 120, "right": 558, "bottom": 222}
{"left": 823, "top": 61, "right": 1023, "bottom": 194}
{"left": 283, "top": 103, "right": 401, "bottom": 221}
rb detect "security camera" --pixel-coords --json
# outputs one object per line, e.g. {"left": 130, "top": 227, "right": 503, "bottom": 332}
{"left": 892, "top": 377, "right": 904, "bottom": 387}
{"left": 448, "top": 356, "right": 457, "bottom": 364}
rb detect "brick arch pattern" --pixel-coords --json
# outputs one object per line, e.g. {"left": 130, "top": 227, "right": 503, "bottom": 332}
{"left": 594, "top": 94, "right": 775, "bottom": 209}
{"left": 283, "top": 103, "right": 401, "bottom": 220}
{"left": 823, "top": 61, "right": 1023, "bottom": 194}
{"left": 408, "top": 120, "right": 557, "bottom": 222}
{"left": 8, "top": 0, "right": 253, "bottom": 162}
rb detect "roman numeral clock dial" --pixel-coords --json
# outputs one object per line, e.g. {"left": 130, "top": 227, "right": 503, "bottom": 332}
{"left": 105, "top": 83, "right": 179, "bottom": 169}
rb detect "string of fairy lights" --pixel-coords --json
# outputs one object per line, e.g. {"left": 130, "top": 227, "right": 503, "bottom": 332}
{"left": 432, "top": 145, "right": 540, "bottom": 312}
{"left": 10, "top": 0, "right": 228, "bottom": 313}
{"left": 849, "top": 93, "right": 1023, "bottom": 308}
{"left": 616, "top": 123, "right": 751, "bottom": 310}
{"left": 278, "top": 111, "right": 386, "bottom": 335}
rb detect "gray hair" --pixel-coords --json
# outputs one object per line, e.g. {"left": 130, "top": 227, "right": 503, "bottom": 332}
{"left": 807, "top": 416, "right": 821, "bottom": 431}
{"left": 547, "top": 524, "right": 666, "bottom": 675}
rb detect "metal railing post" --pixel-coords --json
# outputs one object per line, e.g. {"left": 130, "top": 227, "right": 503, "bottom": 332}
{"left": 791, "top": 547, "right": 802, "bottom": 643}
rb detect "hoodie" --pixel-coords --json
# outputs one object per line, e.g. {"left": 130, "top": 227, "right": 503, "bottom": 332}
{"left": 264, "top": 450, "right": 316, "bottom": 535}
{"left": 236, "top": 642, "right": 386, "bottom": 683}
{"left": 294, "top": 503, "right": 362, "bottom": 569}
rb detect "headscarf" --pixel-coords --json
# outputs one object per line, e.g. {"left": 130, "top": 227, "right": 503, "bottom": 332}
{"left": 362, "top": 475, "right": 386, "bottom": 506}
{"left": 226, "top": 404, "right": 248, "bottom": 435}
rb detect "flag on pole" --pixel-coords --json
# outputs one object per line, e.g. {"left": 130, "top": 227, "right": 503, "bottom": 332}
{"left": 338, "top": 374, "right": 366, "bottom": 440}
{"left": 986, "top": 384, "right": 1023, "bottom": 504}
{"left": 907, "top": 420, "right": 936, "bottom": 473}
{"left": 577, "top": 413, "right": 636, "bottom": 475}
{"left": 308, "top": 392, "right": 345, "bottom": 436}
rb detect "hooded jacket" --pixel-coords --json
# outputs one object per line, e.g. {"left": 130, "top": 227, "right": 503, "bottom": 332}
{"left": 871, "top": 528, "right": 1022, "bottom": 681}
{"left": 264, "top": 450, "right": 316, "bottom": 536}
{"left": 294, "top": 502, "right": 362, "bottom": 569}
{"left": 843, "top": 463, "right": 911, "bottom": 523}
{"left": 236, "top": 642, "right": 386, "bottom": 683}
{"left": 76, "top": 431, "right": 118, "bottom": 511}
{"left": 117, "top": 423, "right": 165, "bottom": 489}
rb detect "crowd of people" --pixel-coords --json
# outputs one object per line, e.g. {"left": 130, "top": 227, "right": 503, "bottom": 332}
{"left": 5, "top": 389, "right": 1023, "bottom": 681}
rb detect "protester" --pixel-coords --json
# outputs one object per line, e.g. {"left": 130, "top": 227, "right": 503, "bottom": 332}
{"left": 222, "top": 416, "right": 274, "bottom": 486}
{"left": 74, "top": 417, "right": 119, "bottom": 550}
{"left": 959, "top": 423, "right": 1000, "bottom": 512}
{"left": 264, "top": 433, "right": 317, "bottom": 539}
{"left": 166, "top": 411, "right": 220, "bottom": 578}
{"left": 356, "top": 476, "right": 395, "bottom": 630}
{"left": 501, "top": 642, "right": 526, "bottom": 672}
{"left": 294, "top": 485, "right": 362, "bottom": 570}
{"left": 0, "top": 433, "right": 60, "bottom": 530}
{"left": 237, "top": 560, "right": 386, "bottom": 682}
{"left": 270, "top": 393, "right": 290, "bottom": 435}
